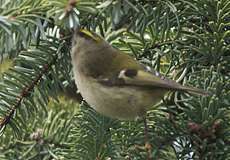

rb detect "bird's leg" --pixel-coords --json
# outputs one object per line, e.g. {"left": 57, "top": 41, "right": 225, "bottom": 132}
{"left": 143, "top": 116, "right": 152, "bottom": 160}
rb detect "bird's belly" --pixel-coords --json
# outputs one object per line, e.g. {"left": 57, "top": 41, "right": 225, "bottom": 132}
{"left": 75, "top": 75, "right": 165, "bottom": 120}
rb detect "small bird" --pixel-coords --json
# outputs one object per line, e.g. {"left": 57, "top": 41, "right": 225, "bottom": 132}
{"left": 71, "top": 29, "right": 209, "bottom": 159}
{"left": 71, "top": 29, "right": 208, "bottom": 120}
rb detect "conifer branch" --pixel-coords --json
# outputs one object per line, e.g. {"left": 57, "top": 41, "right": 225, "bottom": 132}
{"left": 0, "top": 52, "right": 57, "bottom": 132}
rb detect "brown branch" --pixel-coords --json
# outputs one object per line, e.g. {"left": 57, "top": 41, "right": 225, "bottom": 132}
{"left": 64, "top": 0, "right": 78, "bottom": 16}
{"left": 0, "top": 56, "right": 57, "bottom": 131}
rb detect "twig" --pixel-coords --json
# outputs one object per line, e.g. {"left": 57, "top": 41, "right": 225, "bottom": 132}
{"left": 0, "top": 56, "right": 57, "bottom": 131}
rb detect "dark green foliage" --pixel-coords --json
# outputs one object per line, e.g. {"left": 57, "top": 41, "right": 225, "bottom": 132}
{"left": 0, "top": 0, "right": 229, "bottom": 159}
{"left": 0, "top": 100, "right": 77, "bottom": 159}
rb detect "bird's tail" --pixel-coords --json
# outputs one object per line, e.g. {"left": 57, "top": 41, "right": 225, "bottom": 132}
{"left": 178, "top": 85, "right": 211, "bottom": 96}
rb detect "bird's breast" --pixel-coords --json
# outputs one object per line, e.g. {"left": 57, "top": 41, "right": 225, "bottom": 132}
{"left": 73, "top": 68, "right": 165, "bottom": 120}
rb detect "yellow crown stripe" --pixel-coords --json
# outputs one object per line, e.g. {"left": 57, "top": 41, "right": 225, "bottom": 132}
{"left": 79, "top": 29, "right": 101, "bottom": 42}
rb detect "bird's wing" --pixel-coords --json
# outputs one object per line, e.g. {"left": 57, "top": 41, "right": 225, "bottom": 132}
{"left": 96, "top": 48, "right": 209, "bottom": 96}
{"left": 119, "top": 69, "right": 209, "bottom": 95}
{"left": 98, "top": 68, "right": 209, "bottom": 96}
